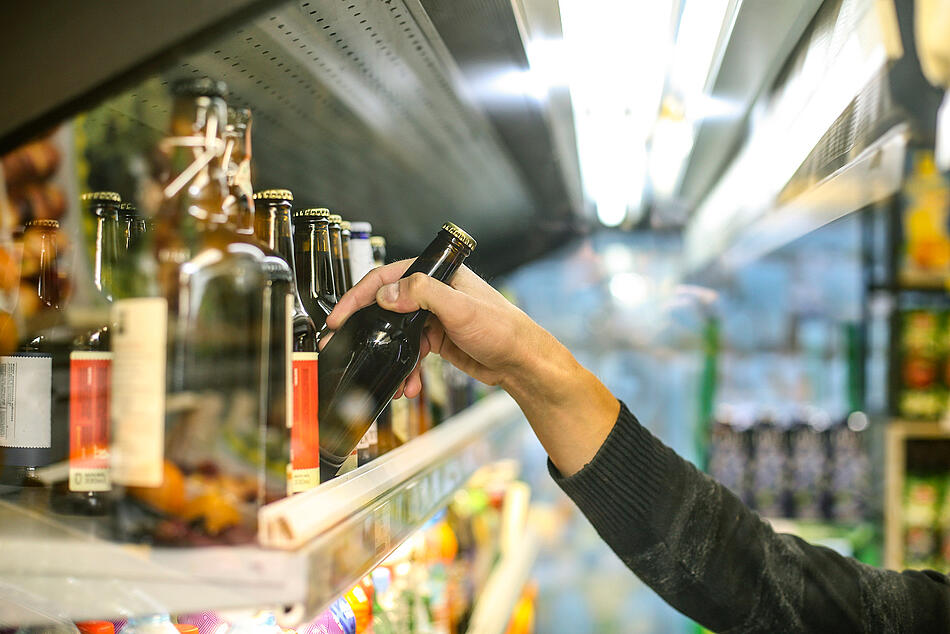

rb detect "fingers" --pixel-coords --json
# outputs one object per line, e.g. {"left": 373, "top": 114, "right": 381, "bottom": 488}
{"left": 376, "top": 272, "right": 478, "bottom": 334}
{"left": 327, "top": 259, "right": 413, "bottom": 329}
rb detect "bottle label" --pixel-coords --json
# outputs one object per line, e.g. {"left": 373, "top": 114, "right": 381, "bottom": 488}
{"left": 390, "top": 397, "right": 410, "bottom": 444}
{"left": 111, "top": 298, "right": 167, "bottom": 487}
{"left": 290, "top": 351, "right": 320, "bottom": 493}
{"left": 356, "top": 422, "right": 377, "bottom": 449}
{"left": 0, "top": 355, "right": 52, "bottom": 448}
{"left": 68, "top": 351, "right": 112, "bottom": 492}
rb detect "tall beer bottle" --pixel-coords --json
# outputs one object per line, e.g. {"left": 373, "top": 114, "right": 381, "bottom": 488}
{"left": 222, "top": 108, "right": 294, "bottom": 503}
{"left": 370, "top": 236, "right": 387, "bottom": 268}
{"left": 318, "top": 223, "right": 475, "bottom": 479}
{"left": 292, "top": 208, "right": 337, "bottom": 332}
{"left": 111, "top": 78, "right": 269, "bottom": 544}
{"left": 254, "top": 189, "right": 321, "bottom": 493}
{"left": 327, "top": 214, "right": 348, "bottom": 297}
{"left": 0, "top": 219, "right": 69, "bottom": 490}
{"left": 339, "top": 220, "right": 354, "bottom": 291}
{"left": 347, "top": 222, "right": 379, "bottom": 465}
{"left": 50, "top": 193, "right": 121, "bottom": 515}
{"left": 367, "top": 235, "right": 401, "bottom": 457}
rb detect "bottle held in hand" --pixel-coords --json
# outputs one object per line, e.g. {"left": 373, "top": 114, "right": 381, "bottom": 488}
{"left": 318, "top": 223, "right": 475, "bottom": 480}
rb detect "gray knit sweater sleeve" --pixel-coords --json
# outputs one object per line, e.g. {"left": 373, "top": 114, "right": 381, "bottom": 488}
{"left": 548, "top": 402, "right": 950, "bottom": 632}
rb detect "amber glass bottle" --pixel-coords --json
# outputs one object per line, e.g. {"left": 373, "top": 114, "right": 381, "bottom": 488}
{"left": 111, "top": 78, "right": 269, "bottom": 544}
{"left": 339, "top": 220, "right": 353, "bottom": 292}
{"left": 254, "top": 189, "right": 321, "bottom": 492}
{"left": 222, "top": 108, "right": 294, "bottom": 504}
{"left": 327, "top": 214, "right": 348, "bottom": 298}
{"left": 292, "top": 208, "right": 337, "bottom": 332}
{"left": 317, "top": 223, "right": 475, "bottom": 479}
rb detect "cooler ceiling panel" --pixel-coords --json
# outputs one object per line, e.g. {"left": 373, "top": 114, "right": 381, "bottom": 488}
{"left": 69, "top": 0, "right": 545, "bottom": 268}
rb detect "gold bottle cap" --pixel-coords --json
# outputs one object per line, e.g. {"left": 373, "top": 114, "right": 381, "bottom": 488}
{"left": 254, "top": 189, "right": 294, "bottom": 202}
{"left": 25, "top": 219, "right": 60, "bottom": 229}
{"left": 340, "top": 221, "right": 351, "bottom": 231}
{"left": 327, "top": 214, "right": 343, "bottom": 224}
{"left": 442, "top": 222, "right": 476, "bottom": 250}
{"left": 81, "top": 191, "right": 121, "bottom": 203}
{"left": 370, "top": 236, "right": 386, "bottom": 247}
{"left": 293, "top": 207, "right": 331, "bottom": 220}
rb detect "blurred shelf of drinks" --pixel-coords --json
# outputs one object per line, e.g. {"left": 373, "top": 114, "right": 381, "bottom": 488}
{"left": 0, "top": 393, "right": 524, "bottom": 627}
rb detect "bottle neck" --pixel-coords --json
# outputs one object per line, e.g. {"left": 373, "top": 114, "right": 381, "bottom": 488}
{"left": 92, "top": 211, "right": 121, "bottom": 302}
{"left": 314, "top": 221, "right": 338, "bottom": 307}
{"left": 34, "top": 229, "right": 61, "bottom": 310}
{"left": 400, "top": 235, "right": 468, "bottom": 283}
{"left": 158, "top": 95, "right": 230, "bottom": 231}
{"left": 261, "top": 203, "right": 308, "bottom": 313}
{"left": 329, "top": 225, "right": 346, "bottom": 297}
{"left": 223, "top": 130, "right": 255, "bottom": 235}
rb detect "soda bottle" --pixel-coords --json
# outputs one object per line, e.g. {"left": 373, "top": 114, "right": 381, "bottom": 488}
{"left": 318, "top": 223, "right": 475, "bottom": 479}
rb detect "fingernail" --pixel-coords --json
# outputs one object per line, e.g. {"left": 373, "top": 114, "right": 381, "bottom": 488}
{"left": 379, "top": 282, "right": 399, "bottom": 304}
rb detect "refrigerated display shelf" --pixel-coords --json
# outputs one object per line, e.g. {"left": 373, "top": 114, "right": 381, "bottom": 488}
{"left": 0, "top": 391, "right": 524, "bottom": 627}
{"left": 884, "top": 418, "right": 950, "bottom": 569}
{"left": 466, "top": 526, "right": 539, "bottom": 634}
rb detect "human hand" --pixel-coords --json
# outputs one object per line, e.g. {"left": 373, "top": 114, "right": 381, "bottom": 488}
{"left": 324, "top": 260, "right": 551, "bottom": 399}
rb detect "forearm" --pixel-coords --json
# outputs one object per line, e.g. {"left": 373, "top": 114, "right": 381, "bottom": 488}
{"left": 499, "top": 331, "right": 618, "bottom": 477}
{"left": 552, "top": 404, "right": 950, "bottom": 632}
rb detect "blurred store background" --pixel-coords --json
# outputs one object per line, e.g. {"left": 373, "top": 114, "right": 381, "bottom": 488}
{"left": 4, "top": 0, "right": 950, "bottom": 632}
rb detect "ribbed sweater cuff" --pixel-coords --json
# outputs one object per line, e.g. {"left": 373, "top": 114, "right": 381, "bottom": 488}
{"left": 548, "top": 401, "right": 673, "bottom": 547}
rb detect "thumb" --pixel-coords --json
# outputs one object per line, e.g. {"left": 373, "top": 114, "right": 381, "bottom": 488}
{"left": 376, "top": 272, "right": 474, "bottom": 330}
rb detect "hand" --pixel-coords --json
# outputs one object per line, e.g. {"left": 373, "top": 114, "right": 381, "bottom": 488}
{"left": 325, "top": 260, "right": 547, "bottom": 399}
{"left": 325, "top": 258, "right": 620, "bottom": 477}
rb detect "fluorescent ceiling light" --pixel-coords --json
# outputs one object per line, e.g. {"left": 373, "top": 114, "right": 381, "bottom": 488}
{"left": 609, "top": 272, "right": 650, "bottom": 306}
{"left": 558, "top": 0, "right": 674, "bottom": 226}
{"left": 649, "top": 0, "right": 733, "bottom": 202}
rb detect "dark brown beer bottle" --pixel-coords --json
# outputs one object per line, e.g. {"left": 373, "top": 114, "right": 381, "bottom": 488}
{"left": 327, "top": 214, "right": 348, "bottom": 297}
{"left": 254, "top": 189, "right": 321, "bottom": 492}
{"left": 292, "top": 208, "right": 337, "bottom": 331}
{"left": 317, "top": 223, "right": 475, "bottom": 479}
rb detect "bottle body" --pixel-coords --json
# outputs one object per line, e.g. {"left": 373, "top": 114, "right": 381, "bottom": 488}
{"left": 0, "top": 220, "right": 69, "bottom": 491}
{"left": 318, "top": 224, "right": 474, "bottom": 479}
{"left": 111, "top": 81, "right": 272, "bottom": 544}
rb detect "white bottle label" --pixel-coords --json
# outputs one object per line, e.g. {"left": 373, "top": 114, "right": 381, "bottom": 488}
{"left": 111, "top": 297, "right": 167, "bottom": 487}
{"left": 0, "top": 355, "right": 52, "bottom": 448}
{"left": 348, "top": 238, "right": 375, "bottom": 286}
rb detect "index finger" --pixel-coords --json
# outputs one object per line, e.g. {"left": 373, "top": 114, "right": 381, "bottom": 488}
{"left": 327, "top": 258, "right": 413, "bottom": 329}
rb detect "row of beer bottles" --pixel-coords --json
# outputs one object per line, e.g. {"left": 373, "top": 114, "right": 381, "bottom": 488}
{"left": 0, "top": 77, "right": 475, "bottom": 546}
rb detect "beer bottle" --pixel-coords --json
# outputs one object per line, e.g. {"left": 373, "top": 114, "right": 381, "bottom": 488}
{"left": 291, "top": 208, "right": 337, "bottom": 332}
{"left": 117, "top": 202, "right": 137, "bottom": 252}
{"left": 111, "top": 78, "right": 269, "bottom": 544}
{"left": 221, "top": 108, "right": 294, "bottom": 504}
{"left": 254, "top": 189, "right": 321, "bottom": 493}
{"left": 223, "top": 107, "right": 256, "bottom": 238}
{"left": 0, "top": 219, "right": 69, "bottom": 490}
{"left": 85, "top": 192, "right": 123, "bottom": 302}
{"left": 327, "top": 214, "right": 348, "bottom": 297}
{"left": 50, "top": 193, "right": 121, "bottom": 516}
{"left": 339, "top": 220, "right": 354, "bottom": 291}
{"left": 370, "top": 235, "right": 387, "bottom": 268}
{"left": 348, "top": 221, "right": 374, "bottom": 287}
{"left": 318, "top": 223, "right": 475, "bottom": 479}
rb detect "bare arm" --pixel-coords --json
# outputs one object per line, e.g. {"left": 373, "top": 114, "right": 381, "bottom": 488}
{"left": 325, "top": 261, "right": 618, "bottom": 476}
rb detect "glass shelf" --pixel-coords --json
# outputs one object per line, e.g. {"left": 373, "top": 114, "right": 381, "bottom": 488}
{"left": 0, "top": 391, "right": 525, "bottom": 627}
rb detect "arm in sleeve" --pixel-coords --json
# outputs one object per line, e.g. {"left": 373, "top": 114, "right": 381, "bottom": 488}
{"left": 549, "top": 402, "right": 950, "bottom": 633}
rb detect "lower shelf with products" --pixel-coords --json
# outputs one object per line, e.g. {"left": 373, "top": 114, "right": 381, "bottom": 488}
{"left": 884, "top": 419, "right": 950, "bottom": 571}
{"left": 0, "top": 391, "right": 525, "bottom": 629}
